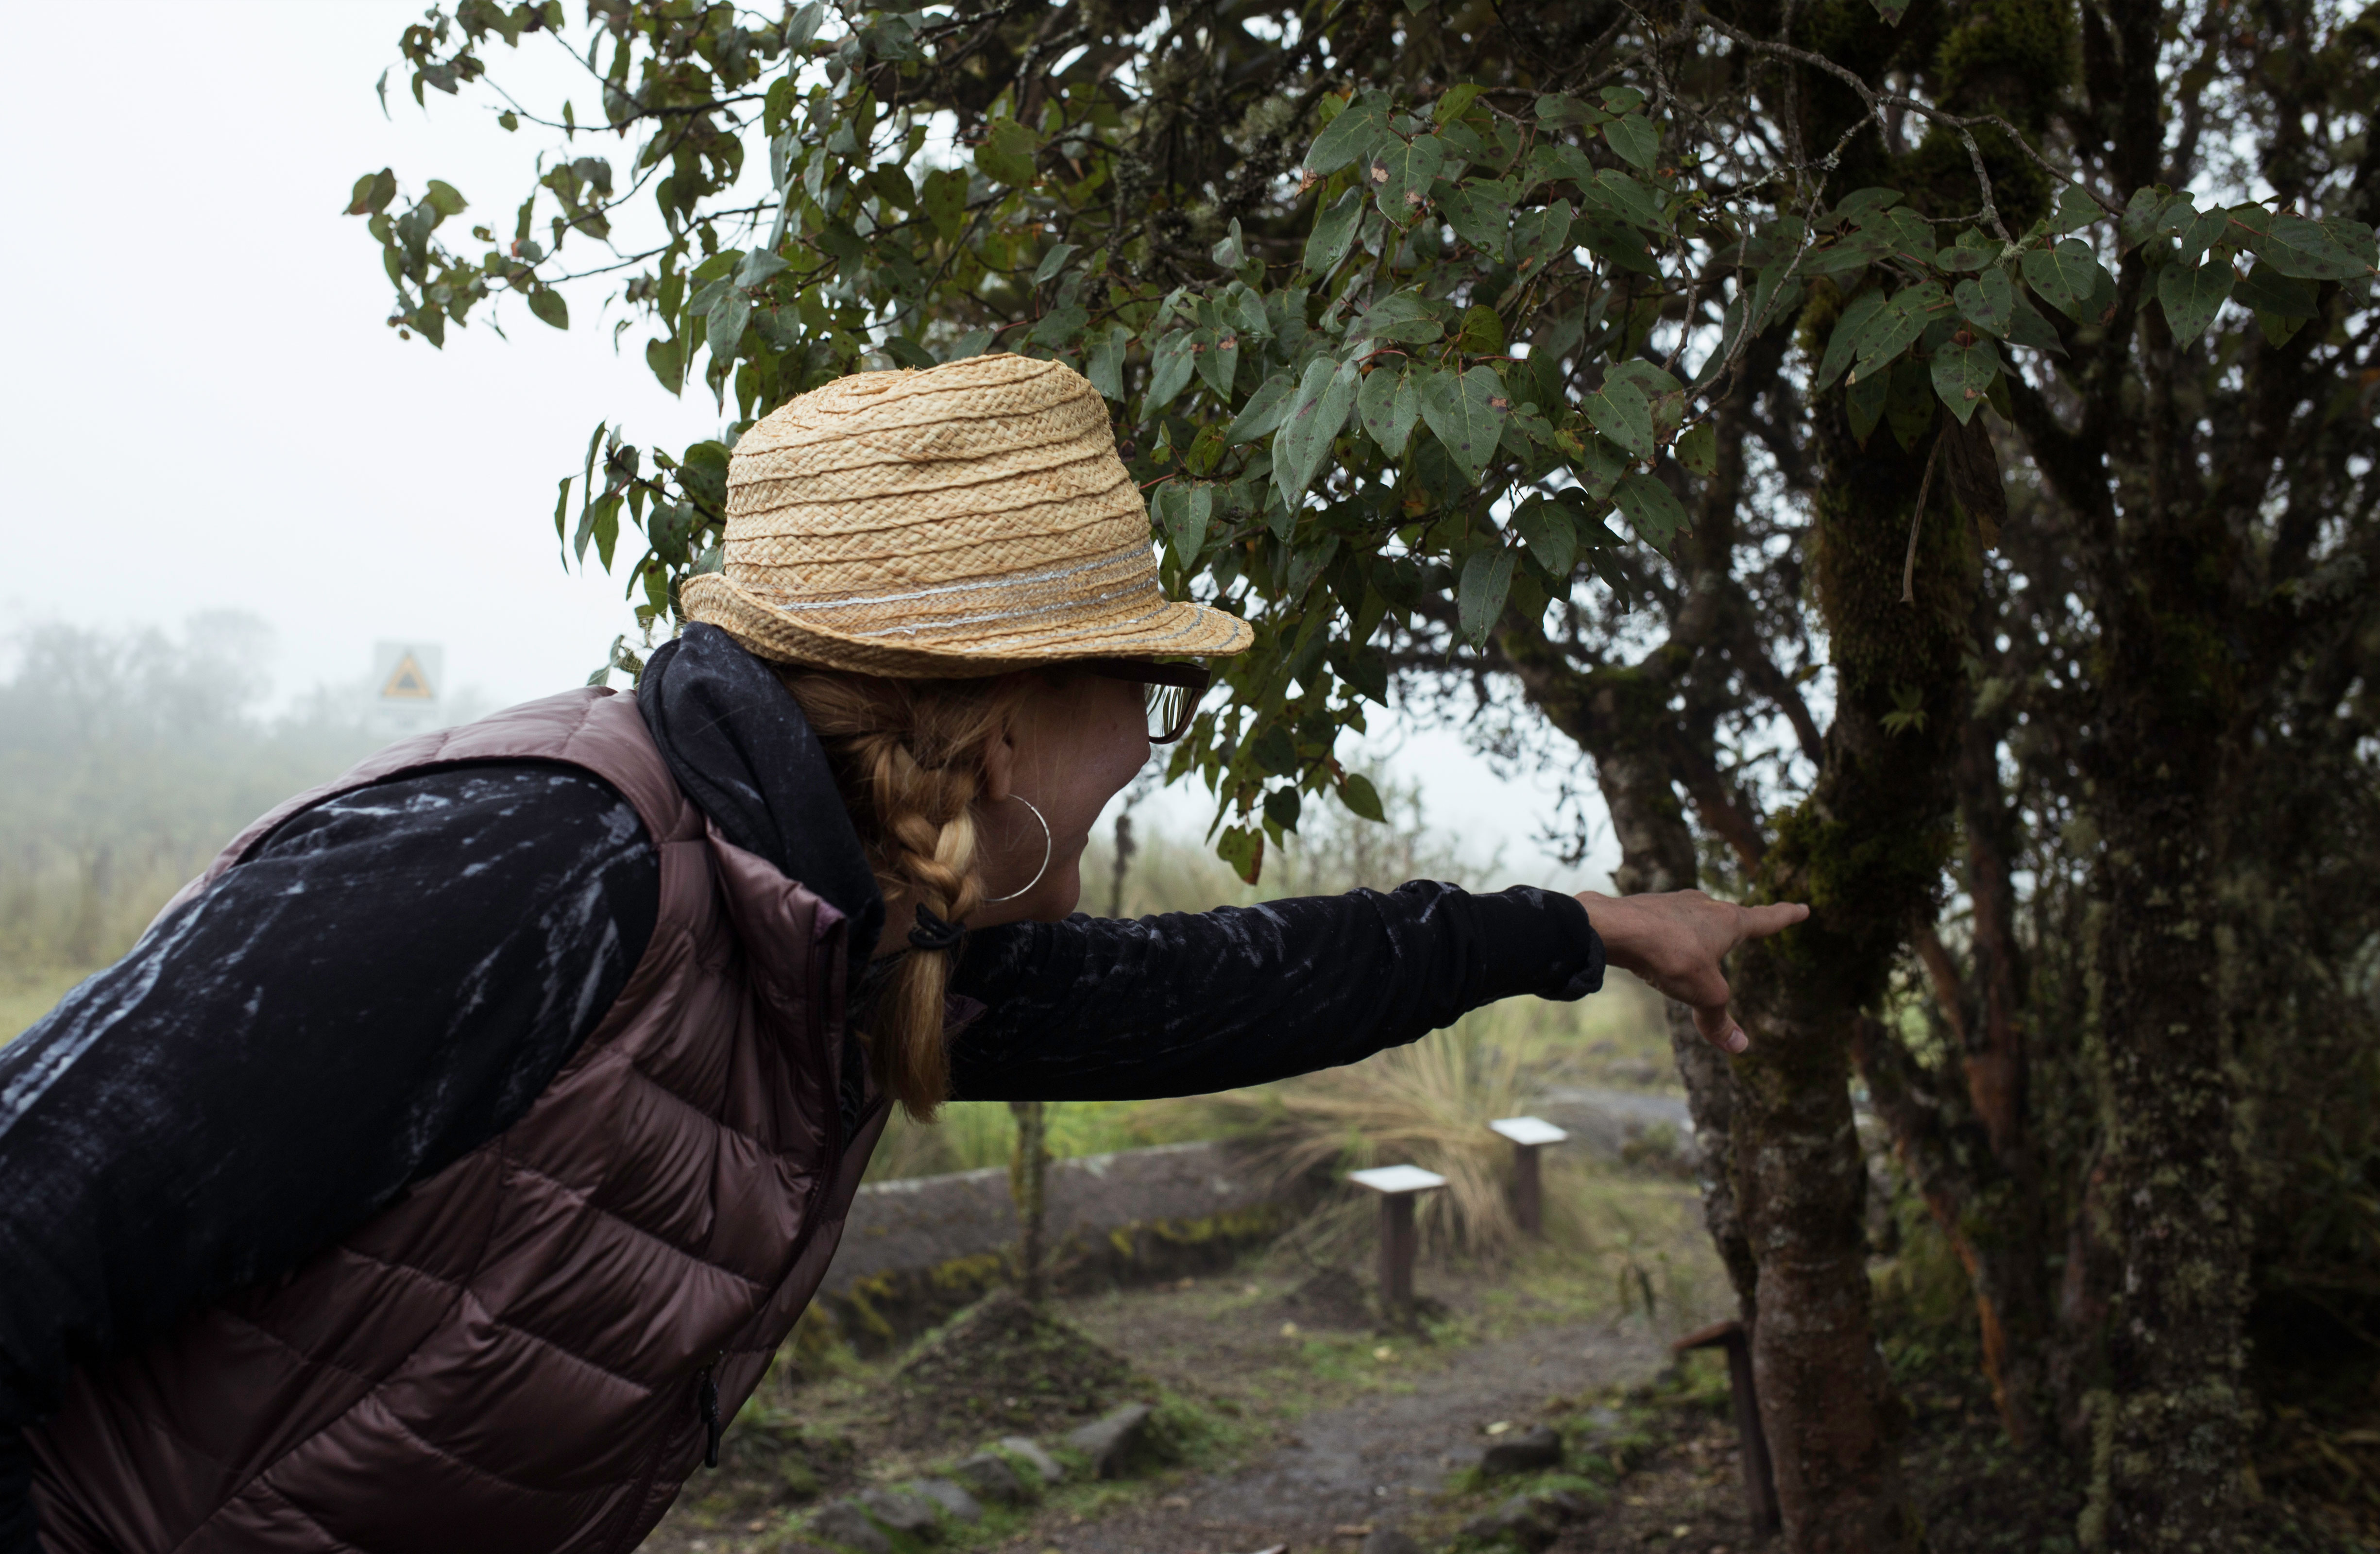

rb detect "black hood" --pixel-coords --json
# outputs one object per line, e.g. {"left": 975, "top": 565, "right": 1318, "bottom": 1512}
{"left": 636, "top": 625, "right": 884, "bottom": 965}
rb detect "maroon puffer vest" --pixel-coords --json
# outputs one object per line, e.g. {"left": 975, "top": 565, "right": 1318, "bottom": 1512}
{"left": 28, "top": 688, "right": 889, "bottom": 1554}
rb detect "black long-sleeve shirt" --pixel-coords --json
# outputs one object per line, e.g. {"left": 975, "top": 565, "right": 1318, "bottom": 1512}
{"left": 0, "top": 627, "right": 1602, "bottom": 1548}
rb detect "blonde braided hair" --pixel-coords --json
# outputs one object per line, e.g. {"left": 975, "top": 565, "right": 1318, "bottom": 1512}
{"left": 776, "top": 667, "right": 1033, "bottom": 1120}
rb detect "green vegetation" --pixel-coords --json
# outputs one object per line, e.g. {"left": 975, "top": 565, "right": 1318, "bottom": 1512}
{"left": 0, "top": 617, "right": 388, "bottom": 1041}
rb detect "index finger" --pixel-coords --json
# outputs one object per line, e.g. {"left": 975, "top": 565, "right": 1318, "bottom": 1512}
{"left": 1739, "top": 901, "right": 1809, "bottom": 941}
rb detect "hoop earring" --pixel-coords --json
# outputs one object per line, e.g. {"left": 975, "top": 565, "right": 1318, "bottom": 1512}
{"left": 984, "top": 796, "right": 1053, "bottom": 904}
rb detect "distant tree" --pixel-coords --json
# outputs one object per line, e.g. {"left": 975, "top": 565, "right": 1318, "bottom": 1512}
{"left": 355, "top": 2, "right": 2377, "bottom": 1547}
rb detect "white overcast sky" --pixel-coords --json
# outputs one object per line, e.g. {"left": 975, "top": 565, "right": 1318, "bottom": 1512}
{"left": 0, "top": 0, "right": 1616, "bottom": 887}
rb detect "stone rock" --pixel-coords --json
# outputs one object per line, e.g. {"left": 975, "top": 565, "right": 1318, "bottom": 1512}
{"left": 952, "top": 1452, "right": 1031, "bottom": 1504}
{"left": 854, "top": 1486, "right": 939, "bottom": 1536}
{"left": 1360, "top": 1529, "right": 1425, "bottom": 1554}
{"left": 1479, "top": 1423, "right": 1563, "bottom": 1477}
{"left": 1537, "top": 1486, "right": 1599, "bottom": 1523}
{"left": 997, "top": 1435, "right": 1067, "bottom": 1484}
{"left": 906, "top": 1478, "right": 983, "bottom": 1524}
{"left": 808, "top": 1500, "right": 891, "bottom": 1554}
{"left": 1460, "top": 1493, "right": 1556, "bottom": 1552}
{"left": 1063, "top": 1401, "right": 1155, "bottom": 1479}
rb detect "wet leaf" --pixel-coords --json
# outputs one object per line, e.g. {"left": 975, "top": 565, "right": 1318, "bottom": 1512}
{"left": 2021, "top": 238, "right": 2110, "bottom": 321}
{"left": 1458, "top": 546, "right": 1516, "bottom": 646}
{"left": 1614, "top": 472, "right": 1688, "bottom": 549}
{"left": 1273, "top": 356, "right": 1361, "bottom": 503}
{"left": 1227, "top": 372, "right": 1299, "bottom": 444}
{"left": 1953, "top": 267, "right": 2015, "bottom": 338}
{"left": 1338, "top": 772, "right": 1387, "bottom": 823}
{"left": 1930, "top": 338, "right": 2000, "bottom": 424}
{"left": 1418, "top": 365, "right": 1510, "bottom": 484}
{"left": 1514, "top": 496, "right": 1579, "bottom": 575}
{"left": 2157, "top": 260, "right": 2232, "bottom": 339}
{"left": 1602, "top": 114, "right": 1658, "bottom": 170}
{"left": 1582, "top": 376, "right": 1655, "bottom": 461}
{"left": 1308, "top": 93, "right": 1391, "bottom": 175}
{"left": 1359, "top": 364, "right": 1424, "bottom": 458}
{"left": 1304, "top": 186, "right": 1365, "bottom": 275}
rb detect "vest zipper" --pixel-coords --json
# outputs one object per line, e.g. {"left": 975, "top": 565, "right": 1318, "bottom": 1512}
{"left": 696, "top": 1361, "right": 723, "bottom": 1469}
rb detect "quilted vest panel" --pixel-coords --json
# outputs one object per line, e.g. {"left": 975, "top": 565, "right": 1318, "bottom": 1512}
{"left": 27, "top": 689, "right": 889, "bottom": 1554}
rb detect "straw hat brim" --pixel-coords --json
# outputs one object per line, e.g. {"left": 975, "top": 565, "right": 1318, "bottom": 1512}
{"left": 681, "top": 570, "right": 1253, "bottom": 678}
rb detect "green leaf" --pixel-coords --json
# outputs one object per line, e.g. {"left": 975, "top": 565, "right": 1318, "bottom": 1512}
{"left": 1850, "top": 284, "right": 1943, "bottom": 383}
{"left": 2050, "top": 184, "right": 2102, "bottom": 235}
{"left": 346, "top": 167, "right": 398, "bottom": 216}
{"left": 1194, "top": 327, "right": 1238, "bottom": 398}
{"left": 736, "top": 248, "right": 789, "bottom": 288}
{"left": 1816, "top": 290, "right": 1887, "bottom": 389}
{"left": 528, "top": 287, "right": 570, "bottom": 331}
{"left": 1572, "top": 212, "right": 1658, "bottom": 274}
{"left": 2003, "top": 289, "right": 2066, "bottom": 354}
{"left": 1216, "top": 825, "right": 1264, "bottom": 885}
{"left": 1272, "top": 357, "right": 1360, "bottom": 504}
{"left": 2157, "top": 259, "right": 2233, "bottom": 339}
{"left": 1930, "top": 338, "right": 2000, "bottom": 423}
{"left": 922, "top": 167, "right": 968, "bottom": 243}
{"left": 1586, "top": 170, "right": 1661, "bottom": 230}
{"left": 424, "top": 179, "right": 469, "bottom": 218}
{"left": 1458, "top": 546, "right": 1516, "bottom": 646}
{"left": 2022, "top": 238, "right": 2111, "bottom": 321}
{"left": 1085, "top": 325, "right": 1130, "bottom": 401}
{"left": 1868, "top": 0, "right": 1910, "bottom": 22}
{"left": 1434, "top": 83, "right": 1486, "bottom": 124}
{"left": 1938, "top": 228, "right": 1997, "bottom": 272}
{"left": 2247, "top": 214, "right": 2378, "bottom": 281}
{"left": 2232, "top": 260, "right": 2318, "bottom": 319}
{"left": 1419, "top": 365, "right": 1511, "bottom": 485}
{"left": 1029, "top": 304, "right": 1089, "bottom": 350}
{"left": 1887, "top": 356, "right": 1936, "bottom": 450}
{"left": 2120, "top": 186, "right": 2190, "bottom": 254}
{"left": 1032, "top": 242, "right": 1078, "bottom": 285}
{"left": 1674, "top": 422, "right": 1718, "bottom": 477}
{"left": 1304, "top": 187, "right": 1365, "bottom": 275}
{"left": 2175, "top": 206, "right": 2230, "bottom": 264}
{"left": 1601, "top": 114, "right": 1658, "bottom": 170}
{"left": 1440, "top": 182, "right": 1509, "bottom": 257}
{"left": 1359, "top": 364, "right": 1425, "bottom": 458}
{"left": 705, "top": 288, "right": 746, "bottom": 359}
{"left": 1227, "top": 372, "right": 1298, "bottom": 444}
{"left": 1582, "top": 376, "right": 1655, "bottom": 461}
{"left": 1614, "top": 472, "right": 1689, "bottom": 549}
{"left": 1338, "top": 772, "right": 1388, "bottom": 823}
{"left": 1367, "top": 134, "right": 1446, "bottom": 222}
{"left": 1160, "top": 481, "right": 1214, "bottom": 564}
{"left": 1509, "top": 200, "right": 1574, "bottom": 276}
{"left": 1349, "top": 289, "right": 1444, "bottom": 347}
{"left": 646, "top": 335, "right": 684, "bottom": 394}
{"left": 1953, "top": 267, "right": 2015, "bottom": 338}
{"left": 1847, "top": 369, "right": 1889, "bottom": 446}
{"left": 1308, "top": 93, "right": 1391, "bottom": 175}
{"left": 1514, "top": 496, "right": 1579, "bottom": 575}
{"left": 1264, "top": 785, "right": 1303, "bottom": 831}
{"left": 975, "top": 116, "right": 1040, "bottom": 186}
{"left": 1148, "top": 331, "right": 1198, "bottom": 408}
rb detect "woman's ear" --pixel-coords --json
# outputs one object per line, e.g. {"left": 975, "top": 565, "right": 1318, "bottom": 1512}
{"left": 980, "top": 715, "right": 1019, "bottom": 805}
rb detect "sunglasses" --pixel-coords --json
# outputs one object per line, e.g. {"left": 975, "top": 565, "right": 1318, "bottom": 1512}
{"left": 1081, "top": 659, "right": 1214, "bottom": 744}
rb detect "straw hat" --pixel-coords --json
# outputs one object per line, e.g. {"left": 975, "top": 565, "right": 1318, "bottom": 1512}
{"left": 681, "top": 354, "right": 1253, "bottom": 676}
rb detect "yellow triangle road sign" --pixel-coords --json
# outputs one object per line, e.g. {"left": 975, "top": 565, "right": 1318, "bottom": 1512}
{"left": 381, "top": 652, "right": 436, "bottom": 701}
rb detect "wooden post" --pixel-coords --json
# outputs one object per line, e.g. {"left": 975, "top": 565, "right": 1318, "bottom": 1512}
{"left": 1349, "top": 1165, "right": 1445, "bottom": 1327}
{"left": 1674, "top": 1318, "right": 1781, "bottom": 1536}
{"left": 1489, "top": 1116, "right": 1567, "bottom": 1236}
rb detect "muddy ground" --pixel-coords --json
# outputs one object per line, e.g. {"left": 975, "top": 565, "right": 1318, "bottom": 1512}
{"left": 644, "top": 1169, "right": 2374, "bottom": 1554}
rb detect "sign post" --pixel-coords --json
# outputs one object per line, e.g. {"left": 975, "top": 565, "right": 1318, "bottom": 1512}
{"left": 1488, "top": 1116, "right": 1568, "bottom": 1236}
{"left": 1347, "top": 1165, "right": 1445, "bottom": 1325}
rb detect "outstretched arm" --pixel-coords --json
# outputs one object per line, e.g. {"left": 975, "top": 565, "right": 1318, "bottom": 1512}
{"left": 946, "top": 881, "right": 1605, "bottom": 1101}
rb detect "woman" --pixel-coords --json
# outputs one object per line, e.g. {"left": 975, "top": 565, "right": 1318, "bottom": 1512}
{"left": 0, "top": 355, "right": 1802, "bottom": 1553}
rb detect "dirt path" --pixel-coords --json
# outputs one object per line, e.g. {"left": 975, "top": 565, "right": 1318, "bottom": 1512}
{"left": 1008, "top": 1324, "right": 1673, "bottom": 1553}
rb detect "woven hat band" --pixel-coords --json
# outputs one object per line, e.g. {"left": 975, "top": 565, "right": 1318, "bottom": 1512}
{"left": 737, "top": 539, "right": 1165, "bottom": 645}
